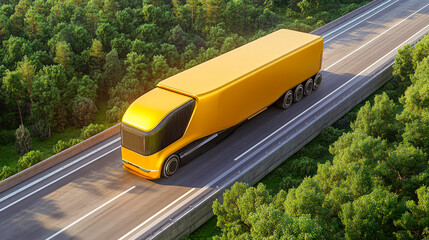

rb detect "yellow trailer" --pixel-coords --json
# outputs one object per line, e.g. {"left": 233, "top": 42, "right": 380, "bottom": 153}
{"left": 121, "top": 29, "right": 324, "bottom": 179}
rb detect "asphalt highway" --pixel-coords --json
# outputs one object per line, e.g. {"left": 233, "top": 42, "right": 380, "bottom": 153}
{"left": 0, "top": 0, "right": 428, "bottom": 239}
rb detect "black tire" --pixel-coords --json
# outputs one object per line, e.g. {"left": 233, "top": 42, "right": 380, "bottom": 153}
{"left": 304, "top": 78, "right": 313, "bottom": 96}
{"left": 313, "top": 73, "right": 322, "bottom": 90}
{"left": 162, "top": 154, "right": 180, "bottom": 178}
{"left": 294, "top": 84, "right": 304, "bottom": 102}
{"left": 276, "top": 90, "right": 293, "bottom": 109}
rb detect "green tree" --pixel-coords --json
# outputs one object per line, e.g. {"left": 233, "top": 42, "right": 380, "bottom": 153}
{"left": 53, "top": 41, "right": 72, "bottom": 68}
{"left": 102, "top": 0, "right": 119, "bottom": 21}
{"left": 340, "top": 189, "right": 402, "bottom": 240}
{"left": 186, "top": 0, "right": 198, "bottom": 26}
{"left": 24, "top": 6, "right": 47, "bottom": 40}
{"left": 111, "top": 34, "right": 131, "bottom": 59}
{"left": 72, "top": 97, "right": 97, "bottom": 127}
{"left": 169, "top": 25, "right": 189, "bottom": 52}
{"left": 0, "top": 7, "right": 11, "bottom": 41}
{"left": 297, "top": 0, "right": 310, "bottom": 17}
{"left": 115, "top": 8, "right": 134, "bottom": 34}
{"left": 393, "top": 45, "right": 414, "bottom": 82}
{"left": 124, "top": 51, "right": 149, "bottom": 85}
{"left": 9, "top": 0, "right": 31, "bottom": 35}
{"left": 2, "top": 36, "right": 32, "bottom": 69}
{"left": 151, "top": 55, "right": 178, "bottom": 83}
{"left": 401, "top": 112, "right": 429, "bottom": 152}
{"left": 212, "top": 182, "right": 251, "bottom": 239}
{"left": 31, "top": 70, "right": 61, "bottom": 137}
{"left": 135, "top": 23, "right": 159, "bottom": 42}
{"left": 101, "top": 49, "right": 124, "bottom": 98}
{"left": 284, "top": 178, "right": 325, "bottom": 218}
{"left": 200, "top": 0, "right": 222, "bottom": 28}
{"left": 2, "top": 70, "right": 25, "bottom": 125}
{"left": 95, "top": 23, "right": 118, "bottom": 51}
{"left": 411, "top": 34, "right": 429, "bottom": 70}
{"left": 15, "top": 124, "right": 31, "bottom": 155}
{"left": 412, "top": 56, "right": 429, "bottom": 85}
{"left": 16, "top": 56, "right": 36, "bottom": 104}
{"left": 77, "top": 75, "right": 98, "bottom": 101}
{"left": 89, "top": 38, "right": 105, "bottom": 70}
{"left": 351, "top": 92, "right": 399, "bottom": 142}
{"left": 375, "top": 143, "right": 428, "bottom": 197}
{"left": 394, "top": 186, "right": 429, "bottom": 239}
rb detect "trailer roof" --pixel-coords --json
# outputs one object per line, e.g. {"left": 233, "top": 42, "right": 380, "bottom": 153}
{"left": 157, "top": 29, "right": 322, "bottom": 98}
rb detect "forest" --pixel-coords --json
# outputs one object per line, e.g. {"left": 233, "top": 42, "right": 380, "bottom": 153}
{"left": 200, "top": 36, "right": 429, "bottom": 239}
{"left": 0, "top": 0, "right": 369, "bottom": 179}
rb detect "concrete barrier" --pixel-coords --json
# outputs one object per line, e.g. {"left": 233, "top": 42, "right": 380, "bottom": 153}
{"left": 0, "top": 123, "right": 120, "bottom": 193}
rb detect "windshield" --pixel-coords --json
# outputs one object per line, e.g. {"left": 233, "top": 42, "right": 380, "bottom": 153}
{"left": 121, "top": 99, "right": 195, "bottom": 156}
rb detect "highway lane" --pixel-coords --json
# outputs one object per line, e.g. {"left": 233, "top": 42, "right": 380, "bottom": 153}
{"left": 0, "top": 0, "right": 428, "bottom": 239}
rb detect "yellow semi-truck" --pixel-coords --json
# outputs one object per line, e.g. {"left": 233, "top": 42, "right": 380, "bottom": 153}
{"left": 121, "top": 29, "right": 324, "bottom": 179}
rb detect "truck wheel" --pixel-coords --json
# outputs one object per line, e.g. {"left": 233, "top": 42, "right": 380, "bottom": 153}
{"left": 276, "top": 90, "right": 293, "bottom": 109}
{"left": 304, "top": 78, "right": 313, "bottom": 96}
{"left": 294, "top": 84, "right": 304, "bottom": 102}
{"left": 313, "top": 73, "right": 322, "bottom": 90}
{"left": 162, "top": 154, "right": 180, "bottom": 178}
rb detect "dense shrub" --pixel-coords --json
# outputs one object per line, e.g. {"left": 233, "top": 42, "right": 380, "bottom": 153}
{"left": 72, "top": 97, "right": 98, "bottom": 127}
{"left": 279, "top": 176, "right": 303, "bottom": 191}
{"left": 53, "top": 138, "right": 82, "bottom": 154}
{"left": 15, "top": 124, "right": 32, "bottom": 155}
{"left": 0, "top": 166, "right": 17, "bottom": 181}
{"left": 80, "top": 124, "right": 105, "bottom": 140}
{"left": 310, "top": 144, "right": 329, "bottom": 158}
{"left": 289, "top": 157, "right": 318, "bottom": 177}
{"left": 18, "top": 150, "right": 43, "bottom": 170}
{"left": 319, "top": 126, "right": 344, "bottom": 144}
{"left": 106, "top": 105, "right": 127, "bottom": 123}
{"left": 32, "top": 120, "right": 50, "bottom": 141}
{"left": 53, "top": 140, "right": 69, "bottom": 154}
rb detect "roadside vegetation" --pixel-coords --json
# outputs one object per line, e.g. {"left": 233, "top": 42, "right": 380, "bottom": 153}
{"left": 187, "top": 35, "right": 429, "bottom": 239}
{"left": 0, "top": 0, "right": 369, "bottom": 179}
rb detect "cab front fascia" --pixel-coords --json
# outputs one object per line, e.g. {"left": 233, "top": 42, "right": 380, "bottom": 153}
{"left": 121, "top": 125, "right": 200, "bottom": 179}
{"left": 121, "top": 147, "right": 162, "bottom": 179}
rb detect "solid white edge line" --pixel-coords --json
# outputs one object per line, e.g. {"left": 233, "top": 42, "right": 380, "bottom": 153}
{"left": 322, "top": 0, "right": 397, "bottom": 40}
{"left": 46, "top": 186, "right": 136, "bottom": 240}
{"left": 119, "top": 188, "right": 195, "bottom": 240}
{"left": 325, "top": 2, "right": 429, "bottom": 71}
{"left": 235, "top": 22, "right": 429, "bottom": 162}
{"left": 0, "top": 137, "right": 121, "bottom": 204}
{"left": 0, "top": 146, "right": 121, "bottom": 213}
